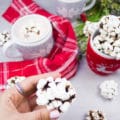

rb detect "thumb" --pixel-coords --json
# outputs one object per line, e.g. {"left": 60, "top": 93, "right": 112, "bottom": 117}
{"left": 21, "top": 108, "right": 50, "bottom": 120}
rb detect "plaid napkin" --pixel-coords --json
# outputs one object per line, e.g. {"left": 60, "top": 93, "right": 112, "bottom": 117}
{"left": 0, "top": 0, "right": 79, "bottom": 91}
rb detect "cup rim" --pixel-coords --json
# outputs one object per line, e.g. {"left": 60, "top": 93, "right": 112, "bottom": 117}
{"left": 11, "top": 14, "right": 52, "bottom": 45}
{"left": 90, "top": 30, "right": 119, "bottom": 60}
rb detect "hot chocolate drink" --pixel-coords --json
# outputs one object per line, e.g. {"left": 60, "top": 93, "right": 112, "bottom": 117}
{"left": 3, "top": 14, "right": 54, "bottom": 60}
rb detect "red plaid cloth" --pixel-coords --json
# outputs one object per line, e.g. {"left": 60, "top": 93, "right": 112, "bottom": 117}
{"left": 0, "top": 0, "right": 79, "bottom": 91}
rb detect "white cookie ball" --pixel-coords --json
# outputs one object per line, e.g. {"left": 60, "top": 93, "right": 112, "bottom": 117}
{"left": 99, "top": 80, "right": 119, "bottom": 100}
{"left": 36, "top": 77, "right": 76, "bottom": 113}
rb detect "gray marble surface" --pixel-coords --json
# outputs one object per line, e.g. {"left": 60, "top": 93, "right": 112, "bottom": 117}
{"left": 0, "top": 0, "right": 120, "bottom": 120}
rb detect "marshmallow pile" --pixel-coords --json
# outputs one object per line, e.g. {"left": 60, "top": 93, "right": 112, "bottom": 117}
{"left": 93, "top": 15, "right": 120, "bottom": 59}
{"left": 86, "top": 110, "right": 106, "bottom": 120}
{"left": 6, "top": 76, "right": 26, "bottom": 89}
{"left": 36, "top": 77, "right": 76, "bottom": 113}
{"left": 99, "top": 80, "right": 119, "bottom": 100}
{"left": 83, "top": 21, "right": 99, "bottom": 37}
{"left": 21, "top": 23, "right": 41, "bottom": 41}
{"left": 0, "top": 31, "right": 11, "bottom": 46}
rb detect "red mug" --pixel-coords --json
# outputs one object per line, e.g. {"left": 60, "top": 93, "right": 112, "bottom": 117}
{"left": 86, "top": 31, "right": 120, "bottom": 75}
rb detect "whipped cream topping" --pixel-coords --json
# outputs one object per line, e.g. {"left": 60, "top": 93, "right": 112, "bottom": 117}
{"left": 12, "top": 15, "right": 52, "bottom": 44}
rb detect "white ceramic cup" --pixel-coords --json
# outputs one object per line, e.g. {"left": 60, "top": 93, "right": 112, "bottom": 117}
{"left": 56, "top": 0, "right": 96, "bottom": 20}
{"left": 3, "top": 14, "right": 54, "bottom": 60}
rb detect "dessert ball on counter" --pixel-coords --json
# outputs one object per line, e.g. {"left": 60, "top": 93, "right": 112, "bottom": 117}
{"left": 99, "top": 80, "right": 119, "bottom": 100}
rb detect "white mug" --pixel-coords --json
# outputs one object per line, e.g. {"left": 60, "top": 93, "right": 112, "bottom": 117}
{"left": 56, "top": 0, "right": 96, "bottom": 20}
{"left": 3, "top": 14, "right": 54, "bottom": 60}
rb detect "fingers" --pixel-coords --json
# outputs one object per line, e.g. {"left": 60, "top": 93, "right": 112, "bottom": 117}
{"left": 28, "top": 95, "right": 37, "bottom": 110}
{"left": 21, "top": 107, "right": 60, "bottom": 120}
{"left": 10, "top": 72, "right": 60, "bottom": 101}
{"left": 21, "top": 107, "right": 50, "bottom": 120}
{"left": 28, "top": 101, "right": 60, "bottom": 120}
{"left": 50, "top": 110, "right": 60, "bottom": 120}
{"left": 20, "top": 72, "right": 60, "bottom": 96}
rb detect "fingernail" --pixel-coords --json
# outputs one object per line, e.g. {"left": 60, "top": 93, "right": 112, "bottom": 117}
{"left": 50, "top": 110, "right": 60, "bottom": 119}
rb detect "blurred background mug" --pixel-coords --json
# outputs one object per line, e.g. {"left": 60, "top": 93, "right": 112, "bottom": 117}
{"left": 3, "top": 14, "right": 54, "bottom": 60}
{"left": 56, "top": 0, "right": 96, "bottom": 20}
{"left": 86, "top": 30, "right": 120, "bottom": 75}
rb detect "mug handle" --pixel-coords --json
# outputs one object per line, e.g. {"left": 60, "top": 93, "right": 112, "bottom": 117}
{"left": 83, "top": 0, "right": 96, "bottom": 11}
{"left": 3, "top": 40, "right": 23, "bottom": 59}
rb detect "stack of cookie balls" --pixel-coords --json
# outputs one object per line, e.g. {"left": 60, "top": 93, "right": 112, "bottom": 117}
{"left": 36, "top": 77, "right": 76, "bottom": 113}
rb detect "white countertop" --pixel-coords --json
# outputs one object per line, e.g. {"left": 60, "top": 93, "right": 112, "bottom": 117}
{"left": 0, "top": 0, "right": 120, "bottom": 120}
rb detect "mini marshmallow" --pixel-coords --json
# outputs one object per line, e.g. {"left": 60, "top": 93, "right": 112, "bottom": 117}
{"left": 116, "top": 53, "right": 120, "bottom": 60}
{"left": 46, "top": 76, "right": 54, "bottom": 82}
{"left": 93, "top": 36, "right": 101, "bottom": 44}
{"left": 99, "top": 80, "right": 119, "bottom": 100}
{"left": 99, "top": 29, "right": 107, "bottom": 36}
{"left": 6, "top": 76, "right": 26, "bottom": 89}
{"left": 36, "top": 96, "right": 48, "bottom": 105}
{"left": 52, "top": 100, "right": 60, "bottom": 108}
{"left": 102, "top": 42, "right": 110, "bottom": 50}
{"left": 83, "top": 21, "right": 99, "bottom": 37}
{"left": 114, "top": 47, "right": 120, "bottom": 53}
{"left": 60, "top": 91, "right": 70, "bottom": 100}
{"left": 68, "top": 88, "right": 76, "bottom": 96}
{"left": 115, "top": 28, "right": 120, "bottom": 34}
{"left": 37, "top": 79, "right": 47, "bottom": 89}
{"left": 47, "top": 103, "right": 54, "bottom": 110}
{"left": 55, "top": 77, "right": 62, "bottom": 82}
{"left": 110, "top": 51, "right": 117, "bottom": 57}
{"left": 36, "top": 89, "right": 45, "bottom": 97}
{"left": 113, "top": 40, "right": 120, "bottom": 47}
{"left": 20, "top": 22, "right": 41, "bottom": 41}
{"left": 46, "top": 88, "right": 55, "bottom": 100}
{"left": 110, "top": 31, "right": 116, "bottom": 37}
{"left": 36, "top": 77, "right": 76, "bottom": 113}
{"left": 106, "top": 37, "right": 114, "bottom": 44}
{"left": 59, "top": 102, "right": 70, "bottom": 113}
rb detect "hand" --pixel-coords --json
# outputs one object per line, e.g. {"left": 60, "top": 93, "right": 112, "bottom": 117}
{"left": 0, "top": 72, "right": 60, "bottom": 120}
